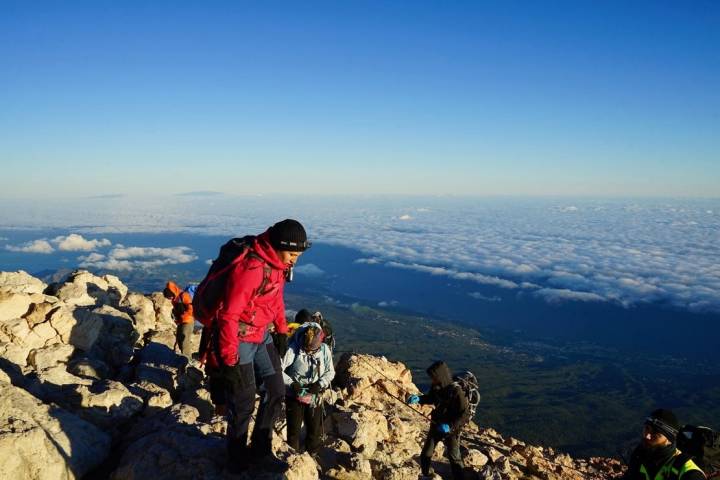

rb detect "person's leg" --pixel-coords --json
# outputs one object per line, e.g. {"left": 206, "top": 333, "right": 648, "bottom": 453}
{"left": 250, "top": 333, "right": 285, "bottom": 443}
{"left": 224, "top": 361, "right": 256, "bottom": 473}
{"left": 179, "top": 322, "right": 194, "bottom": 358}
{"left": 445, "top": 434, "right": 465, "bottom": 480}
{"left": 248, "top": 333, "right": 288, "bottom": 472}
{"left": 285, "top": 397, "right": 304, "bottom": 451}
{"left": 304, "top": 402, "right": 324, "bottom": 453}
{"left": 420, "top": 430, "right": 438, "bottom": 475}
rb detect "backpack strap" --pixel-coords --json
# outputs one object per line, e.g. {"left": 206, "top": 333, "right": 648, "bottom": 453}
{"left": 669, "top": 451, "right": 705, "bottom": 480}
{"left": 246, "top": 252, "right": 273, "bottom": 295}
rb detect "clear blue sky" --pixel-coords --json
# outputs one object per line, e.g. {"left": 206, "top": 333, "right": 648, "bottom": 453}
{"left": 1, "top": 1, "right": 718, "bottom": 197}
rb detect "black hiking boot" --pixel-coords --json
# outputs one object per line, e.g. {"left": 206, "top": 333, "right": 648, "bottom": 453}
{"left": 226, "top": 435, "right": 251, "bottom": 474}
{"left": 248, "top": 429, "right": 289, "bottom": 474}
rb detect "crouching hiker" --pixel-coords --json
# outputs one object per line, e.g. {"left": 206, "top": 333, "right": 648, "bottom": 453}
{"left": 282, "top": 322, "right": 335, "bottom": 453}
{"left": 623, "top": 409, "right": 705, "bottom": 480}
{"left": 407, "top": 361, "right": 469, "bottom": 480}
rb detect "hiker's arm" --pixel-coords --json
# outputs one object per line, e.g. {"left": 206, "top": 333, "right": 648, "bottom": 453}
{"left": 281, "top": 348, "right": 296, "bottom": 386}
{"left": 216, "top": 266, "right": 263, "bottom": 365}
{"left": 317, "top": 346, "right": 335, "bottom": 389}
{"left": 272, "top": 279, "right": 288, "bottom": 335}
{"left": 418, "top": 390, "right": 436, "bottom": 405}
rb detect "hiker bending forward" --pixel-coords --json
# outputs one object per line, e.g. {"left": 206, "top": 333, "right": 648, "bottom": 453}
{"left": 215, "top": 219, "right": 310, "bottom": 474}
{"left": 163, "top": 281, "right": 194, "bottom": 358}
{"left": 282, "top": 322, "right": 335, "bottom": 453}
{"left": 407, "top": 361, "right": 469, "bottom": 480}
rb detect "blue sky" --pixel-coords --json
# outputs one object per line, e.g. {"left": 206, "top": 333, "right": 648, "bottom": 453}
{"left": 1, "top": 1, "right": 718, "bottom": 197}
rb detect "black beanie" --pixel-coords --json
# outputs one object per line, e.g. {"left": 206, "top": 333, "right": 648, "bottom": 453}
{"left": 646, "top": 409, "right": 680, "bottom": 442}
{"left": 268, "top": 219, "right": 310, "bottom": 252}
{"left": 295, "top": 308, "right": 313, "bottom": 324}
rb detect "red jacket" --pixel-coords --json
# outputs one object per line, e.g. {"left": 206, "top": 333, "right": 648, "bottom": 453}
{"left": 216, "top": 231, "right": 289, "bottom": 365}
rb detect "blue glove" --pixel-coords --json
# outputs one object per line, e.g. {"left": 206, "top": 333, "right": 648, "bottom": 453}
{"left": 438, "top": 423, "right": 451, "bottom": 434}
{"left": 407, "top": 394, "right": 420, "bottom": 405}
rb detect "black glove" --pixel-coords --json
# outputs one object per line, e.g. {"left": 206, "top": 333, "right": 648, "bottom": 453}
{"left": 291, "top": 381, "right": 303, "bottom": 396}
{"left": 273, "top": 333, "right": 288, "bottom": 358}
{"left": 307, "top": 382, "right": 322, "bottom": 395}
{"left": 219, "top": 363, "right": 241, "bottom": 390}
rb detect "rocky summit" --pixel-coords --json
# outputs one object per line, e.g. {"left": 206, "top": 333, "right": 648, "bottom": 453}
{"left": 0, "top": 270, "right": 624, "bottom": 479}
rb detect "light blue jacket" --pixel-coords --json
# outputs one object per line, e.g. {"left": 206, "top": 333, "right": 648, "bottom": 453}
{"left": 281, "top": 322, "right": 335, "bottom": 394}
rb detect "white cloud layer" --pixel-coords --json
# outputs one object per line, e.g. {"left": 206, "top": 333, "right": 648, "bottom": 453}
{"left": 52, "top": 234, "right": 111, "bottom": 251}
{"left": 294, "top": 263, "right": 325, "bottom": 277}
{"left": 5, "top": 239, "right": 55, "bottom": 254}
{"left": 79, "top": 245, "right": 198, "bottom": 271}
{"left": 1, "top": 196, "right": 719, "bottom": 312}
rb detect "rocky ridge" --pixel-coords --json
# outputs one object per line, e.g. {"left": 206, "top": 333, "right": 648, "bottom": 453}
{"left": 0, "top": 270, "right": 624, "bottom": 479}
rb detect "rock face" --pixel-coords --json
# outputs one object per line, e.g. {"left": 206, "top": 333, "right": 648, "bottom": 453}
{"left": 0, "top": 270, "right": 626, "bottom": 480}
{"left": 0, "top": 380, "right": 111, "bottom": 480}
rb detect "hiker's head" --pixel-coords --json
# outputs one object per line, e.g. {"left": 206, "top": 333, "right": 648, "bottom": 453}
{"left": 302, "top": 325, "right": 323, "bottom": 353}
{"left": 426, "top": 361, "right": 453, "bottom": 388}
{"left": 295, "top": 308, "right": 313, "bottom": 324}
{"left": 643, "top": 409, "right": 679, "bottom": 448}
{"left": 163, "top": 281, "right": 178, "bottom": 299}
{"left": 269, "top": 219, "right": 310, "bottom": 264}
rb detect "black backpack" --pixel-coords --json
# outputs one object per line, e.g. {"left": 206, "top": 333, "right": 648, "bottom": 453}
{"left": 678, "top": 425, "right": 720, "bottom": 478}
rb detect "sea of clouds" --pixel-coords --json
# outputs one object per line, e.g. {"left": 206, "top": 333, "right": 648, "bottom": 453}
{"left": 1, "top": 195, "right": 718, "bottom": 313}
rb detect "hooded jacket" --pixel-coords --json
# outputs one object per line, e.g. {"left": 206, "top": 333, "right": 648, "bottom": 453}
{"left": 281, "top": 322, "right": 335, "bottom": 395}
{"left": 624, "top": 443, "right": 705, "bottom": 480}
{"left": 418, "top": 361, "right": 470, "bottom": 435}
{"left": 215, "top": 231, "right": 290, "bottom": 365}
{"left": 165, "top": 281, "right": 194, "bottom": 325}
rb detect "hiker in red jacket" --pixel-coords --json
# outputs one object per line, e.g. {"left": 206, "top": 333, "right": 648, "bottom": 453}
{"left": 216, "top": 219, "right": 310, "bottom": 474}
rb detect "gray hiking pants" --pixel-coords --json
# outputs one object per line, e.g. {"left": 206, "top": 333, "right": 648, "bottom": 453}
{"left": 176, "top": 322, "right": 194, "bottom": 358}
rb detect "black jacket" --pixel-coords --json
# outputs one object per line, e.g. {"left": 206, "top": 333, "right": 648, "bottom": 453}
{"left": 623, "top": 443, "right": 705, "bottom": 480}
{"left": 418, "top": 361, "right": 470, "bottom": 435}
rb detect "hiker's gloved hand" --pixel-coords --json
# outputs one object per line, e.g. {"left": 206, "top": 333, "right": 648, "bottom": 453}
{"left": 291, "top": 381, "right": 303, "bottom": 396}
{"left": 407, "top": 394, "right": 420, "bottom": 405}
{"left": 274, "top": 333, "right": 288, "bottom": 358}
{"left": 307, "top": 382, "right": 322, "bottom": 395}
{"left": 219, "top": 364, "right": 241, "bottom": 390}
{"left": 437, "top": 423, "right": 451, "bottom": 435}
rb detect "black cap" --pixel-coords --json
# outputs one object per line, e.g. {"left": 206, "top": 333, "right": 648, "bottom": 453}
{"left": 269, "top": 219, "right": 310, "bottom": 252}
{"left": 646, "top": 409, "right": 680, "bottom": 442}
{"left": 295, "top": 308, "right": 313, "bottom": 324}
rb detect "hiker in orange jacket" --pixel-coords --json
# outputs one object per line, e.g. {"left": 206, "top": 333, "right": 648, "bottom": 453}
{"left": 163, "top": 281, "right": 194, "bottom": 358}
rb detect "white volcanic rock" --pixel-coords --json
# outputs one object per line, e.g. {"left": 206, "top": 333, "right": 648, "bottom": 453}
{"left": 0, "top": 380, "right": 111, "bottom": 480}
{"left": 0, "top": 291, "right": 36, "bottom": 322}
{"left": 27, "top": 343, "right": 75, "bottom": 370}
{"left": 51, "top": 270, "right": 126, "bottom": 308}
{"left": 149, "top": 292, "right": 175, "bottom": 332}
{"left": 0, "top": 270, "right": 47, "bottom": 295}
{"left": 121, "top": 292, "right": 156, "bottom": 337}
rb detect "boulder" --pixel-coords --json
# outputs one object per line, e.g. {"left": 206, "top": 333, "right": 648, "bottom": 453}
{"left": 0, "top": 291, "right": 34, "bottom": 322}
{"left": 110, "top": 405, "right": 226, "bottom": 480}
{"left": 51, "top": 270, "right": 126, "bottom": 308}
{"left": 66, "top": 308, "right": 103, "bottom": 352}
{"left": 121, "top": 292, "right": 156, "bottom": 337}
{"left": 149, "top": 292, "right": 175, "bottom": 332}
{"left": 27, "top": 344, "right": 75, "bottom": 370}
{"left": 69, "top": 380, "right": 144, "bottom": 430}
{"left": 0, "top": 380, "right": 111, "bottom": 480}
{"left": 0, "top": 270, "right": 47, "bottom": 295}
{"left": 334, "top": 408, "right": 389, "bottom": 457}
